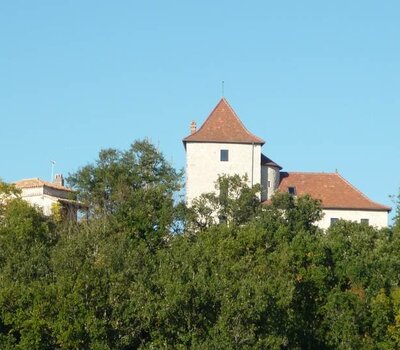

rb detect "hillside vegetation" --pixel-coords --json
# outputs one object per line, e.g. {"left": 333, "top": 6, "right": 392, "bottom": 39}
{"left": 1, "top": 140, "right": 399, "bottom": 349}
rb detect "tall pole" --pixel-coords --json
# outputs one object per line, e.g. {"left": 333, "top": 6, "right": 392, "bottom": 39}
{"left": 51, "top": 160, "right": 56, "bottom": 182}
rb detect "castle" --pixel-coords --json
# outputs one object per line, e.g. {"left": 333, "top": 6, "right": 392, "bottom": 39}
{"left": 183, "top": 98, "right": 391, "bottom": 229}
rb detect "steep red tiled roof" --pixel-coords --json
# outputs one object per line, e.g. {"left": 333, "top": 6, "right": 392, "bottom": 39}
{"left": 275, "top": 172, "right": 391, "bottom": 211}
{"left": 183, "top": 98, "right": 265, "bottom": 145}
{"left": 14, "top": 178, "right": 73, "bottom": 192}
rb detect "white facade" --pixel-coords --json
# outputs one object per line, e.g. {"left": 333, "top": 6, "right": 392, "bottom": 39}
{"left": 318, "top": 209, "right": 388, "bottom": 229}
{"left": 186, "top": 142, "right": 261, "bottom": 205}
{"left": 19, "top": 186, "right": 71, "bottom": 216}
{"left": 20, "top": 190, "right": 58, "bottom": 216}
{"left": 267, "top": 166, "right": 280, "bottom": 200}
{"left": 13, "top": 177, "right": 81, "bottom": 221}
{"left": 260, "top": 165, "right": 280, "bottom": 201}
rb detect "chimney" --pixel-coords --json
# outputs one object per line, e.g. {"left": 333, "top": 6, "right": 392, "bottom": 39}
{"left": 54, "top": 174, "right": 64, "bottom": 187}
{"left": 190, "top": 121, "right": 197, "bottom": 134}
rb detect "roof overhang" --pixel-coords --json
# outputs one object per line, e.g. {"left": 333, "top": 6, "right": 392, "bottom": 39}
{"left": 322, "top": 206, "right": 392, "bottom": 212}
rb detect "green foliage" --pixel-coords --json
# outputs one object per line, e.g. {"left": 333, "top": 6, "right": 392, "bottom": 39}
{"left": 0, "top": 179, "right": 20, "bottom": 197}
{"left": 0, "top": 197, "right": 57, "bottom": 349}
{"left": 393, "top": 188, "right": 400, "bottom": 233}
{"left": 270, "top": 191, "right": 324, "bottom": 233}
{"left": 0, "top": 179, "right": 21, "bottom": 217}
{"left": 0, "top": 143, "right": 399, "bottom": 348}
{"left": 67, "top": 139, "right": 183, "bottom": 243}
{"left": 50, "top": 202, "right": 63, "bottom": 224}
{"left": 188, "top": 174, "right": 261, "bottom": 231}
{"left": 67, "top": 139, "right": 182, "bottom": 217}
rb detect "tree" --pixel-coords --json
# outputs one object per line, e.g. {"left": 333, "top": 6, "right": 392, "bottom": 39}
{"left": 2, "top": 153, "right": 400, "bottom": 349}
{"left": 392, "top": 188, "right": 400, "bottom": 233}
{"left": 269, "top": 191, "right": 324, "bottom": 233}
{"left": 67, "top": 139, "right": 183, "bottom": 243}
{"left": 188, "top": 174, "right": 261, "bottom": 231}
{"left": 0, "top": 179, "right": 20, "bottom": 217}
{"left": 0, "top": 195, "right": 57, "bottom": 349}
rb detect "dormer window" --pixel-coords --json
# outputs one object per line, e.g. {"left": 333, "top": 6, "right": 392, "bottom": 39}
{"left": 220, "top": 149, "right": 229, "bottom": 162}
{"left": 288, "top": 186, "right": 296, "bottom": 195}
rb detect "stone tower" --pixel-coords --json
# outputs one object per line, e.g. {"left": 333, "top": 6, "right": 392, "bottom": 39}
{"left": 183, "top": 98, "right": 269, "bottom": 204}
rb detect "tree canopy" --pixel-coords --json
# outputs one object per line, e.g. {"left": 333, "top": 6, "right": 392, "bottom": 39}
{"left": 1, "top": 141, "right": 399, "bottom": 349}
{"left": 67, "top": 139, "right": 183, "bottom": 244}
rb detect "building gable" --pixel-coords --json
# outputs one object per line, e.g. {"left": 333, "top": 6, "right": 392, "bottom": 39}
{"left": 183, "top": 98, "right": 265, "bottom": 145}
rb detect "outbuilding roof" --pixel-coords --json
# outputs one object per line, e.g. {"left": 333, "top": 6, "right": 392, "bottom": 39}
{"left": 183, "top": 98, "right": 265, "bottom": 145}
{"left": 275, "top": 172, "right": 391, "bottom": 211}
{"left": 14, "top": 178, "right": 73, "bottom": 192}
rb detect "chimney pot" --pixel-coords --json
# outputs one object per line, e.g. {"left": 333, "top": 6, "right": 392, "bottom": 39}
{"left": 54, "top": 174, "right": 64, "bottom": 186}
{"left": 190, "top": 121, "right": 197, "bottom": 134}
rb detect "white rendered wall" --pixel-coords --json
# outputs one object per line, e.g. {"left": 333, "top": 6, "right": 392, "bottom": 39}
{"left": 21, "top": 193, "right": 58, "bottom": 216}
{"left": 261, "top": 166, "right": 280, "bottom": 201}
{"left": 267, "top": 166, "right": 280, "bottom": 200}
{"left": 20, "top": 187, "right": 43, "bottom": 198}
{"left": 186, "top": 142, "right": 261, "bottom": 205}
{"left": 20, "top": 187, "right": 65, "bottom": 216}
{"left": 318, "top": 209, "right": 389, "bottom": 229}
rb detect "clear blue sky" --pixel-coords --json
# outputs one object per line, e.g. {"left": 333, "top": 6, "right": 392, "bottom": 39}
{"left": 1, "top": 1, "right": 399, "bottom": 220}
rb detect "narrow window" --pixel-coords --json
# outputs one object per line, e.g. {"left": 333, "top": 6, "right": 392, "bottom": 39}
{"left": 267, "top": 180, "right": 271, "bottom": 188}
{"left": 361, "top": 218, "right": 369, "bottom": 225}
{"left": 288, "top": 186, "right": 296, "bottom": 195}
{"left": 220, "top": 149, "right": 229, "bottom": 162}
{"left": 330, "top": 218, "right": 338, "bottom": 226}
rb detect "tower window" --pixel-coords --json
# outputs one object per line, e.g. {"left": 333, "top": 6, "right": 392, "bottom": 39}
{"left": 220, "top": 149, "right": 229, "bottom": 162}
{"left": 288, "top": 186, "right": 296, "bottom": 195}
{"left": 361, "top": 218, "right": 369, "bottom": 225}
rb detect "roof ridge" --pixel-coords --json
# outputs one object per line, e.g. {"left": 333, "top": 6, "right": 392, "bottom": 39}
{"left": 285, "top": 171, "right": 338, "bottom": 175}
{"left": 183, "top": 98, "right": 265, "bottom": 144}
{"left": 14, "top": 178, "right": 73, "bottom": 192}
{"left": 188, "top": 98, "right": 224, "bottom": 139}
{"left": 221, "top": 98, "right": 262, "bottom": 142}
{"left": 15, "top": 177, "right": 42, "bottom": 182}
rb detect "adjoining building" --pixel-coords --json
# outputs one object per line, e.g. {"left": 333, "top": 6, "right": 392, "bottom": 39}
{"left": 276, "top": 172, "right": 390, "bottom": 229}
{"left": 183, "top": 98, "right": 391, "bottom": 228}
{"left": 14, "top": 174, "right": 84, "bottom": 221}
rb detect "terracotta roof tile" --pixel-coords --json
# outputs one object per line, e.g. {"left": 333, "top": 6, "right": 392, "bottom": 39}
{"left": 183, "top": 98, "right": 265, "bottom": 145}
{"left": 14, "top": 178, "right": 73, "bottom": 192}
{"left": 275, "top": 172, "right": 391, "bottom": 211}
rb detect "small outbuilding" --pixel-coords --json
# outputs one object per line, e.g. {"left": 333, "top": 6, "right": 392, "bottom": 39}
{"left": 14, "top": 174, "right": 85, "bottom": 221}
